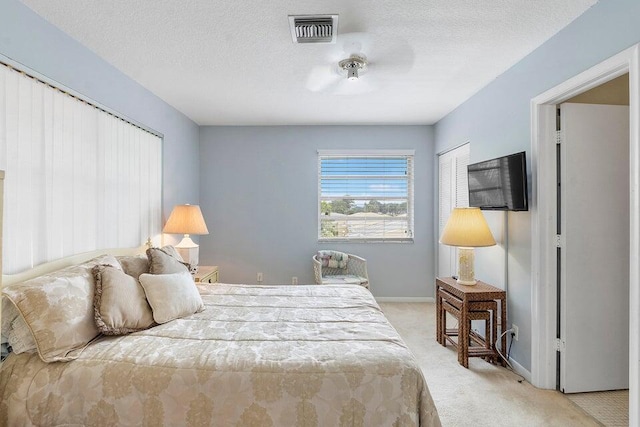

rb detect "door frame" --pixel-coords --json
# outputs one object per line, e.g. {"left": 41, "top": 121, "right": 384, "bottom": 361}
{"left": 531, "top": 43, "right": 640, "bottom": 424}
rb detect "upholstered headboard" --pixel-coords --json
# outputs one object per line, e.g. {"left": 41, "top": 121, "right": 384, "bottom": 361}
{"left": 1, "top": 245, "right": 146, "bottom": 288}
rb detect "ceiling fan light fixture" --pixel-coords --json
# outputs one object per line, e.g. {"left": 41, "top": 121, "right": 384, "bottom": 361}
{"left": 347, "top": 67, "right": 359, "bottom": 81}
{"left": 339, "top": 55, "right": 367, "bottom": 82}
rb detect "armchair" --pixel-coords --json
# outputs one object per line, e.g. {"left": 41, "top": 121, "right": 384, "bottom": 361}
{"left": 312, "top": 251, "right": 369, "bottom": 289}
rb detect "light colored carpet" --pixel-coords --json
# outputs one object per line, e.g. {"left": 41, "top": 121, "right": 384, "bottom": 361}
{"left": 378, "top": 302, "right": 600, "bottom": 427}
{"left": 566, "top": 390, "right": 628, "bottom": 426}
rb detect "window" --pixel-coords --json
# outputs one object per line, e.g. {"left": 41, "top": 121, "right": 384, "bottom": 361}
{"left": 318, "top": 150, "right": 414, "bottom": 242}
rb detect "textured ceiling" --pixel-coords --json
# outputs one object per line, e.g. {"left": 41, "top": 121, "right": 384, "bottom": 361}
{"left": 21, "top": 0, "right": 597, "bottom": 125}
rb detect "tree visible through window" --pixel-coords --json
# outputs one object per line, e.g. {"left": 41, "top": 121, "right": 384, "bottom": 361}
{"left": 318, "top": 151, "right": 414, "bottom": 241}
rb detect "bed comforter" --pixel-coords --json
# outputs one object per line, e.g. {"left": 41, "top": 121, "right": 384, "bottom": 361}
{"left": 0, "top": 284, "right": 440, "bottom": 426}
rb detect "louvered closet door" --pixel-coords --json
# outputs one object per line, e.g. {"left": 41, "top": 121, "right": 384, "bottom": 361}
{"left": 438, "top": 144, "right": 470, "bottom": 277}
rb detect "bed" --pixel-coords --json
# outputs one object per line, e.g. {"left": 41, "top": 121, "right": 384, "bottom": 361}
{"left": 0, "top": 252, "right": 440, "bottom": 426}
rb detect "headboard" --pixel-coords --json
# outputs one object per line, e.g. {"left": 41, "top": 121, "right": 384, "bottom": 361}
{"left": 1, "top": 244, "right": 147, "bottom": 288}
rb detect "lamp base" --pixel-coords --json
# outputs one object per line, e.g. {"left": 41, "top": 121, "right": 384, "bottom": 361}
{"left": 175, "top": 235, "right": 199, "bottom": 272}
{"left": 456, "top": 247, "right": 477, "bottom": 286}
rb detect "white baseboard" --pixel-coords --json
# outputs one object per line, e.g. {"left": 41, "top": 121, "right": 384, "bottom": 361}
{"left": 375, "top": 297, "right": 435, "bottom": 303}
{"left": 509, "top": 357, "right": 532, "bottom": 384}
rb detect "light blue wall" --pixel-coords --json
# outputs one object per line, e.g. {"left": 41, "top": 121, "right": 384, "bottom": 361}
{"left": 434, "top": 0, "right": 640, "bottom": 371}
{"left": 0, "top": 0, "right": 200, "bottom": 226}
{"left": 199, "top": 126, "right": 434, "bottom": 298}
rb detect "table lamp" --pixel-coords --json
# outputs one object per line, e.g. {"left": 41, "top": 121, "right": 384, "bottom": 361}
{"left": 163, "top": 204, "right": 209, "bottom": 269}
{"left": 440, "top": 207, "right": 496, "bottom": 285}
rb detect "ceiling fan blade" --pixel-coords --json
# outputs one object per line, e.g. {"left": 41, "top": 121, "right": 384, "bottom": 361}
{"left": 331, "top": 78, "right": 377, "bottom": 96}
{"left": 336, "top": 32, "right": 375, "bottom": 58}
{"left": 367, "top": 36, "right": 415, "bottom": 74}
{"left": 338, "top": 32, "right": 415, "bottom": 73}
{"left": 306, "top": 65, "right": 341, "bottom": 92}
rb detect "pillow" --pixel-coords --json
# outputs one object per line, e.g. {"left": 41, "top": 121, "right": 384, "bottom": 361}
{"left": 87, "top": 254, "right": 123, "bottom": 271}
{"left": 92, "top": 265, "right": 155, "bottom": 335}
{"left": 1, "top": 298, "right": 37, "bottom": 354}
{"left": 2, "top": 254, "right": 122, "bottom": 363}
{"left": 146, "top": 246, "right": 190, "bottom": 274}
{"left": 161, "top": 245, "right": 185, "bottom": 262}
{"left": 139, "top": 271, "right": 204, "bottom": 324}
{"left": 117, "top": 255, "right": 150, "bottom": 280}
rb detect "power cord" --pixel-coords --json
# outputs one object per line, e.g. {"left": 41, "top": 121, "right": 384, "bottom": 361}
{"left": 495, "top": 328, "right": 526, "bottom": 383}
{"left": 507, "top": 332, "right": 514, "bottom": 361}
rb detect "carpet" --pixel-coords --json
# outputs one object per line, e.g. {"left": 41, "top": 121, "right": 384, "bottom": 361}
{"left": 379, "top": 302, "right": 601, "bottom": 427}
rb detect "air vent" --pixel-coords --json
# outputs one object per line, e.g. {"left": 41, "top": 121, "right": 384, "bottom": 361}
{"left": 288, "top": 15, "right": 338, "bottom": 44}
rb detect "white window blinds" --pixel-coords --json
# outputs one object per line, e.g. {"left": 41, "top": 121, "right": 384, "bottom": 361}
{"left": 0, "top": 63, "right": 162, "bottom": 274}
{"left": 318, "top": 150, "right": 414, "bottom": 241}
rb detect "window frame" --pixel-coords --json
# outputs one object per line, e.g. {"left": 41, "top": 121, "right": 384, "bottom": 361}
{"left": 317, "top": 149, "right": 415, "bottom": 243}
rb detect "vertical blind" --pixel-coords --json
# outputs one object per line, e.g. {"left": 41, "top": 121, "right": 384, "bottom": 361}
{"left": 0, "top": 63, "right": 162, "bottom": 274}
{"left": 318, "top": 150, "right": 414, "bottom": 241}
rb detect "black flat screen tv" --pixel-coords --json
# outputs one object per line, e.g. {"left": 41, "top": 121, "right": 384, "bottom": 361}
{"left": 467, "top": 151, "right": 528, "bottom": 211}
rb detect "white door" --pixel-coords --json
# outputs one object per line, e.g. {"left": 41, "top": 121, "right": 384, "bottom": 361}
{"left": 438, "top": 144, "right": 470, "bottom": 277}
{"left": 560, "top": 103, "right": 629, "bottom": 393}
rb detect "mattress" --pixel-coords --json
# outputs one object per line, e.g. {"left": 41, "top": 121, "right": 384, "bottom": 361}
{"left": 0, "top": 283, "right": 440, "bottom": 426}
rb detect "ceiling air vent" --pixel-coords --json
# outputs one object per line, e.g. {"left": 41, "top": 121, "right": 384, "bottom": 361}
{"left": 288, "top": 15, "right": 338, "bottom": 44}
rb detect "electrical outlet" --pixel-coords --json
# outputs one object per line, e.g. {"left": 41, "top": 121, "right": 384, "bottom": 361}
{"left": 257, "top": 272, "right": 263, "bottom": 283}
{"left": 292, "top": 276, "right": 298, "bottom": 285}
{"left": 512, "top": 324, "right": 519, "bottom": 341}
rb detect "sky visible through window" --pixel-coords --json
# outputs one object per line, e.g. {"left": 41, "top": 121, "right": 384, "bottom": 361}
{"left": 320, "top": 157, "right": 408, "bottom": 205}
{"left": 319, "top": 155, "right": 413, "bottom": 239}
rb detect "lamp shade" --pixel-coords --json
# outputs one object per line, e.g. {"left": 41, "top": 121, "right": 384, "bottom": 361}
{"left": 163, "top": 204, "right": 209, "bottom": 235}
{"left": 440, "top": 207, "right": 496, "bottom": 248}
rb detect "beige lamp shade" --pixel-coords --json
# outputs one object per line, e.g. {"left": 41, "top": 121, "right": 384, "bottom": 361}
{"left": 163, "top": 205, "right": 209, "bottom": 235}
{"left": 440, "top": 207, "right": 496, "bottom": 248}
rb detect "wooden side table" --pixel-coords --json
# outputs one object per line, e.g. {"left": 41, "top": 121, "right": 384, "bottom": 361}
{"left": 194, "top": 266, "right": 219, "bottom": 283}
{"left": 435, "top": 277, "right": 507, "bottom": 368}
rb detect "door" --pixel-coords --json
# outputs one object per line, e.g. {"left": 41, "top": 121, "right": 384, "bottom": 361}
{"left": 560, "top": 103, "right": 629, "bottom": 393}
{"left": 438, "top": 144, "right": 470, "bottom": 277}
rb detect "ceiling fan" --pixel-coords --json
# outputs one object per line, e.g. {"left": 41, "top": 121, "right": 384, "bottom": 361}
{"left": 306, "top": 32, "right": 414, "bottom": 95}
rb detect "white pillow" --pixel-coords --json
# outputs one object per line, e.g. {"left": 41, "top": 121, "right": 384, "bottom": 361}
{"left": 138, "top": 271, "right": 204, "bottom": 324}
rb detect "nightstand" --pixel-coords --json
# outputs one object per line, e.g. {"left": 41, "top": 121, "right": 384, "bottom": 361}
{"left": 194, "top": 266, "right": 219, "bottom": 283}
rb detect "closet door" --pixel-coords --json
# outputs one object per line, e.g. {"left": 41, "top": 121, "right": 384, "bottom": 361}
{"left": 438, "top": 144, "right": 470, "bottom": 277}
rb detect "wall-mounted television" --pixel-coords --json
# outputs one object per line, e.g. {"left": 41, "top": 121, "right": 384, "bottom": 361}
{"left": 467, "top": 151, "right": 528, "bottom": 211}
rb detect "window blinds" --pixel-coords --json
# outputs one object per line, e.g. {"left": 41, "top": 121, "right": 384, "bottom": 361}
{"left": 0, "top": 63, "right": 162, "bottom": 274}
{"left": 318, "top": 150, "right": 414, "bottom": 241}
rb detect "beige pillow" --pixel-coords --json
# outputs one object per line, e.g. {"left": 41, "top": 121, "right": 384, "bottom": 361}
{"left": 146, "top": 246, "right": 190, "bottom": 274}
{"left": 161, "top": 245, "right": 185, "bottom": 262}
{"left": 2, "top": 254, "right": 121, "bottom": 363}
{"left": 1, "top": 298, "right": 37, "bottom": 354}
{"left": 92, "top": 265, "right": 155, "bottom": 335}
{"left": 117, "top": 255, "right": 150, "bottom": 280}
{"left": 139, "top": 271, "right": 204, "bottom": 324}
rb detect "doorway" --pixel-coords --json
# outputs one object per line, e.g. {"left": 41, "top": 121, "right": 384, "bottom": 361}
{"left": 530, "top": 44, "right": 640, "bottom": 425}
